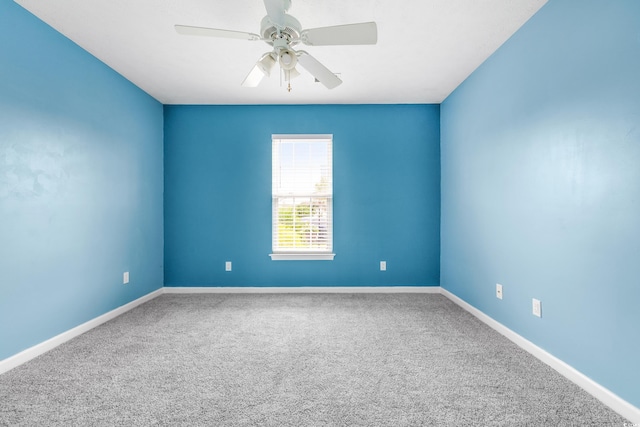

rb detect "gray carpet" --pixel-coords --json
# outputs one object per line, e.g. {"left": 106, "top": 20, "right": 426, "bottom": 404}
{"left": 0, "top": 293, "right": 629, "bottom": 426}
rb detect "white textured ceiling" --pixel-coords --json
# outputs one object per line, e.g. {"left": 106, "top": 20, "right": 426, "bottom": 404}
{"left": 14, "top": 0, "right": 547, "bottom": 105}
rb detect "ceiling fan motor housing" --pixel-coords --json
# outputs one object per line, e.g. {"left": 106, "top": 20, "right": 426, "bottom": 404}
{"left": 261, "top": 15, "right": 301, "bottom": 46}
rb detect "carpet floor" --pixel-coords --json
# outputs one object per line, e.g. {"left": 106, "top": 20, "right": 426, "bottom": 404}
{"left": 0, "top": 293, "right": 630, "bottom": 426}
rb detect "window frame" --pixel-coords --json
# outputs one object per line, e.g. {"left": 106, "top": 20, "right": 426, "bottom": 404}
{"left": 270, "top": 134, "right": 335, "bottom": 261}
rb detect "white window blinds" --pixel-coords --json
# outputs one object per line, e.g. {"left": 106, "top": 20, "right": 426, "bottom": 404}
{"left": 271, "top": 134, "right": 334, "bottom": 260}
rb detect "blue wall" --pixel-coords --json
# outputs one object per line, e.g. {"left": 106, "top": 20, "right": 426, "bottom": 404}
{"left": 5, "top": 0, "right": 636, "bottom": 412}
{"left": 0, "top": 2, "right": 164, "bottom": 360}
{"left": 441, "top": 0, "right": 640, "bottom": 408}
{"left": 164, "top": 104, "right": 440, "bottom": 287}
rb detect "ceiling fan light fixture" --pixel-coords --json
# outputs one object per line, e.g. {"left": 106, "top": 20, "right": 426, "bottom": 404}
{"left": 258, "top": 52, "right": 277, "bottom": 76}
{"left": 278, "top": 49, "right": 297, "bottom": 70}
{"left": 241, "top": 52, "right": 277, "bottom": 87}
{"left": 288, "top": 67, "right": 300, "bottom": 80}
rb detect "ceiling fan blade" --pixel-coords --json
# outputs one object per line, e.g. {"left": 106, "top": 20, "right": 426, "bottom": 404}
{"left": 175, "top": 25, "right": 260, "bottom": 41}
{"left": 296, "top": 51, "right": 342, "bottom": 90}
{"left": 263, "top": 0, "right": 290, "bottom": 28}
{"left": 241, "top": 52, "right": 277, "bottom": 87}
{"left": 301, "top": 22, "right": 378, "bottom": 46}
{"left": 241, "top": 63, "right": 267, "bottom": 87}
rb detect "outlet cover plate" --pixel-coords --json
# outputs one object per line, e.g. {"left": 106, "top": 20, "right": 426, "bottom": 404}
{"left": 123, "top": 272, "right": 129, "bottom": 284}
{"left": 532, "top": 298, "right": 542, "bottom": 317}
{"left": 380, "top": 261, "right": 386, "bottom": 271}
{"left": 225, "top": 261, "right": 232, "bottom": 272}
{"left": 496, "top": 283, "right": 503, "bottom": 299}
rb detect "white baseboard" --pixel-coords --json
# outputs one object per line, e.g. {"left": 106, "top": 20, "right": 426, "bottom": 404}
{"left": 0, "top": 288, "right": 163, "bottom": 375}
{"left": 440, "top": 287, "right": 640, "bottom": 424}
{"left": 163, "top": 286, "right": 441, "bottom": 294}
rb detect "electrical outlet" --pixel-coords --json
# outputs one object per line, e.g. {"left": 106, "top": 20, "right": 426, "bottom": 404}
{"left": 225, "top": 261, "right": 232, "bottom": 272}
{"left": 123, "top": 272, "right": 129, "bottom": 284}
{"left": 380, "top": 261, "right": 386, "bottom": 271}
{"left": 532, "top": 298, "right": 542, "bottom": 317}
{"left": 496, "top": 283, "right": 503, "bottom": 300}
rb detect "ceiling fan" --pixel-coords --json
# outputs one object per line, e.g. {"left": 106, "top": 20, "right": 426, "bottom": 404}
{"left": 175, "top": 0, "right": 377, "bottom": 90}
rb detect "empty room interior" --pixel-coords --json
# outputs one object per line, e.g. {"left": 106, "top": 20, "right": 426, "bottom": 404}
{"left": 1, "top": 0, "right": 639, "bottom": 425}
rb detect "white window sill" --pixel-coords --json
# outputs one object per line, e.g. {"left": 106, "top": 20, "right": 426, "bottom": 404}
{"left": 270, "top": 253, "right": 336, "bottom": 261}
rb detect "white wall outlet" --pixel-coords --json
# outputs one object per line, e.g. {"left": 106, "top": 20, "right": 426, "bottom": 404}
{"left": 532, "top": 298, "right": 542, "bottom": 317}
{"left": 123, "top": 272, "right": 129, "bottom": 284}
{"left": 380, "top": 261, "right": 386, "bottom": 271}
{"left": 225, "top": 261, "right": 232, "bottom": 272}
{"left": 496, "top": 283, "right": 503, "bottom": 300}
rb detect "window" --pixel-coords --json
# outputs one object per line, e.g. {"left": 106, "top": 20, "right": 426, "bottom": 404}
{"left": 270, "top": 134, "right": 334, "bottom": 260}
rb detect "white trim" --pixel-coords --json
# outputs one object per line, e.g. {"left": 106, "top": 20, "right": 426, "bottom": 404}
{"left": 440, "top": 287, "right": 640, "bottom": 424}
{"left": 272, "top": 134, "right": 333, "bottom": 141}
{"left": 270, "top": 253, "right": 336, "bottom": 261}
{"left": 0, "top": 288, "right": 163, "bottom": 375}
{"left": 272, "top": 135, "right": 333, "bottom": 256}
{"left": 163, "top": 286, "right": 441, "bottom": 294}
